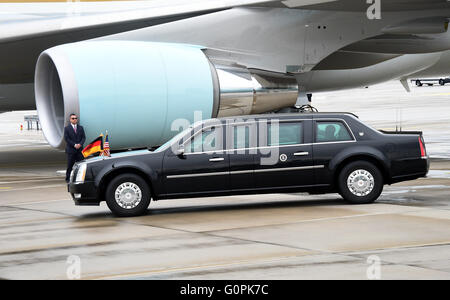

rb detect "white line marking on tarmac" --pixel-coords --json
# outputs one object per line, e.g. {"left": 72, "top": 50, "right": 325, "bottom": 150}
{"left": 430, "top": 93, "right": 450, "bottom": 96}
{"left": 2, "top": 199, "right": 69, "bottom": 206}
{"left": 23, "top": 145, "right": 52, "bottom": 148}
{"left": 0, "top": 144, "right": 28, "bottom": 148}
{"left": 0, "top": 184, "right": 65, "bottom": 192}
{"left": 8, "top": 139, "right": 46, "bottom": 143}
{"left": 0, "top": 178, "right": 64, "bottom": 184}
{"left": 90, "top": 240, "right": 450, "bottom": 280}
{"left": 88, "top": 255, "right": 310, "bottom": 280}
{"left": 191, "top": 206, "right": 434, "bottom": 234}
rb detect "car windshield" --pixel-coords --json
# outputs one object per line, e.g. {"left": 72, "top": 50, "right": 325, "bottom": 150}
{"left": 153, "top": 126, "right": 192, "bottom": 153}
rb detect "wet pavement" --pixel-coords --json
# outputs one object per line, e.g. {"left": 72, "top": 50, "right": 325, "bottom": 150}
{"left": 0, "top": 81, "right": 449, "bottom": 279}
{"left": 0, "top": 163, "right": 449, "bottom": 280}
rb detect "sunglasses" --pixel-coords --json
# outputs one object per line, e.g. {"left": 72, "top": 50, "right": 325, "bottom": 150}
{"left": 71, "top": 117, "right": 78, "bottom": 120}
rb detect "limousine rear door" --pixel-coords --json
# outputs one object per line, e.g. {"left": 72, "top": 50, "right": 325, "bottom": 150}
{"left": 227, "top": 122, "right": 258, "bottom": 191}
{"left": 254, "top": 118, "right": 315, "bottom": 190}
{"left": 312, "top": 119, "right": 356, "bottom": 185}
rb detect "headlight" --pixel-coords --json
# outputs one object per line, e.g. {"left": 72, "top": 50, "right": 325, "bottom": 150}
{"left": 75, "top": 163, "right": 87, "bottom": 183}
{"left": 70, "top": 169, "right": 75, "bottom": 182}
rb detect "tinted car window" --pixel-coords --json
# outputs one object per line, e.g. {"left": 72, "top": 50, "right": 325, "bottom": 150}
{"left": 267, "top": 122, "right": 303, "bottom": 146}
{"left": 185, "top": 126, "right": 221, "bottom": 153}
{"left": 233, "top": 126, "right": 250, "bottom": 149}
{"left": 316, "top": 121, "right": 352, "bottom": 143}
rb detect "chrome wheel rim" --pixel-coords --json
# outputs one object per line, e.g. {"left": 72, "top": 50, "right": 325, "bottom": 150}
{"left": 347, "top": 169, "right": 374, "bottom": 197}
{"left": 115, "top": 182, "right": 142, "bottom": 209}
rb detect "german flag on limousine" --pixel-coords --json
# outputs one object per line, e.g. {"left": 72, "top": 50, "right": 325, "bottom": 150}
{"left": 82, "top": 135, "right": 103, "bottom": 158}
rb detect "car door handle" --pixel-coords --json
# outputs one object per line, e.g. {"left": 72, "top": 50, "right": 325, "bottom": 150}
{"left": 209, "top": 157, "right": 224, "bottom": 162}
{"left": 294, "top": 152, "right": 309, "bottom": 156}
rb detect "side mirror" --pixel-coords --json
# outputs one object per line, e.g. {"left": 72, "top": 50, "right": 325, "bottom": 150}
{"left": 176, "top": 145, "right": 185, "bottom": 156}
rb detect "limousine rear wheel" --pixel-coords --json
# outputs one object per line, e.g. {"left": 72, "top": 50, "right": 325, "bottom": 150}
{"left": 338, "top": 161, "right": 383, "bottom": 204}
{"left": 105, "top": 173, "right": 151, "bottom": 217}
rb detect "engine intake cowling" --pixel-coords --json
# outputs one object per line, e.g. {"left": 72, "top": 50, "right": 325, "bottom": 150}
{"left": 35, "top": 41, "right": 217, "bottom": 150}
{"left": 35, "top": 41, "right": 298, "bottom": 150}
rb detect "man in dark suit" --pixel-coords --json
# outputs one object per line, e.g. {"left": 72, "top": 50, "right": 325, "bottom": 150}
{"left": 64, "top": 113, "right": 86, "bottom": 182}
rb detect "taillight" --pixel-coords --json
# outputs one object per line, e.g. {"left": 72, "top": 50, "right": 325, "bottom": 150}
{"left": 419, "top": 136, "right": 427, "bottom": 158}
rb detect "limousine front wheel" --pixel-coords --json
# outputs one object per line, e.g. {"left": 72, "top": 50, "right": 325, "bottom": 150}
{"left": 338, "top": 161, "right": 383, "bottom": 204}
{"left": 105, "top": 173, "right": 151, "bottom": 217}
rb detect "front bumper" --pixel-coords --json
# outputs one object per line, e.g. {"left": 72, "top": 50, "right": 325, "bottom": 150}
{"left": 68, "top": 181, "right": 101, "bottom": 206}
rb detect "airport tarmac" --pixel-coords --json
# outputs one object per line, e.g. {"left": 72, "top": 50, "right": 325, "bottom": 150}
{"left": 0, "top": 81, "right": 449, "bottom": 280}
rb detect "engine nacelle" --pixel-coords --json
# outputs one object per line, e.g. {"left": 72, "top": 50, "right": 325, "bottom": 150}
{"left": 35, "top": 41, "right": 298, "bottom": 150}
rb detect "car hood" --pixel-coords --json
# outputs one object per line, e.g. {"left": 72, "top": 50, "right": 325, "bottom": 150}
{"left": 84, "top": 149, "right": 152, "bottom": 164}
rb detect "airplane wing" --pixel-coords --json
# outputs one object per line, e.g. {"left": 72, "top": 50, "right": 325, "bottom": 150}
{"left": 0, "top": 0, "right": 276, "bottom": 43}
{"left": 0, "top": 0, "right": 340, "bottom": 84}
{"left": 1, "top": 0, "right": 448, "bottom": 86}
{"left": 284, "top": 0, "right": 450, "bottom": 11}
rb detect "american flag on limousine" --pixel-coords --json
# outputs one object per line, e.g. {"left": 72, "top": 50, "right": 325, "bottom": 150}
{"left": 102, "top": 132, "right": 111, "bottom": 157}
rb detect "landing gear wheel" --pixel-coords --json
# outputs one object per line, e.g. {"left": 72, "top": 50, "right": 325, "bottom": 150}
{"left": 338, "top": 161, "right": 383, "bottom": 204}
{"left": 416, "top": 80, "right": 422, "bottom": 87}
{"left": 106, "top": 173, "right": 151, "bottom": 217}
{"left": 439, "top": 79, "right": 445, "bottom": 86}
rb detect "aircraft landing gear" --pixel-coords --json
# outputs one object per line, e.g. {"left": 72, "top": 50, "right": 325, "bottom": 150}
{"left": 294, "top": 94, "right": 318, "bottom": 112}
{"left": 277, "top": 93, "right": 318, "bottom": 113}
{"left": 297, "top": 104, "right": 319, "bottom": 113}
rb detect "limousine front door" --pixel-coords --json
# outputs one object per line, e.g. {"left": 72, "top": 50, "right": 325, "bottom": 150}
{"left": 162, "top": 125, "right": 230, "bottom": 196}
{"left": 163, "top": 151, "right": 230, "bottom": 196}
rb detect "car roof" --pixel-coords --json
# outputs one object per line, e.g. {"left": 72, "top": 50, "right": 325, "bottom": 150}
{"left": 218, "top": 112, "right": 359, "bottom": 122}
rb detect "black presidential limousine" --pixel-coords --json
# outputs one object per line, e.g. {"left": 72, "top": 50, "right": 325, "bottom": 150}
{"left": 69, "top": 113, "right": 429, "bottom": 217}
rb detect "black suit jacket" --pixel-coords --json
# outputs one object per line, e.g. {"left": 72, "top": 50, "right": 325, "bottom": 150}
{"left": 64, "top": 124, "right": 86, "bottom": 154}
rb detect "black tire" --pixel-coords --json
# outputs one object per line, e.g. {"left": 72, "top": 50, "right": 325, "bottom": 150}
{"left": 105, "top": 173, "right": 151, "bottom": 217}
{"left": 338, "top": 161, "right": 383, "bottom": 204}
{"left": 439, "top": 79, "right": 445, "bottom": 86}
{"left": 416, "top": 80, "right": 422, "bottom": 87}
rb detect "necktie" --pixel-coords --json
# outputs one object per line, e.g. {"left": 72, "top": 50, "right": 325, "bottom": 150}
{"left": 74, "top": 125, "right": 77, "bottom": 133}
